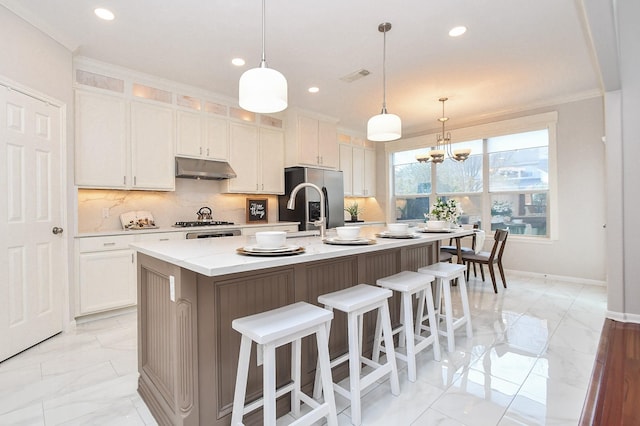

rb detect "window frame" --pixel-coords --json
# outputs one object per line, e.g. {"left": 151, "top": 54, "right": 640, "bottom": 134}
{"left": 385, "top": 112, "right": 558, "bottom": 240}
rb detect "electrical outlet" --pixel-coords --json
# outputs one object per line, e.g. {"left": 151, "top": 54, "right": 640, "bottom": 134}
{"left": 102, "top": 208, "right": 109, "bottom": 218}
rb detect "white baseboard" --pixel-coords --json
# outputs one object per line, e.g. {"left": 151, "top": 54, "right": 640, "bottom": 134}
{"left": 607, "top": 311, "right": 640, "bottom": 324}
{"left": 504, "top": 268, "right": 607, "bottom": 287}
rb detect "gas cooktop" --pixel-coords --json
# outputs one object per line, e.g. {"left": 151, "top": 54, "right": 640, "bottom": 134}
{"left": 173, "top": 221, "right": 235, "bottom": 228}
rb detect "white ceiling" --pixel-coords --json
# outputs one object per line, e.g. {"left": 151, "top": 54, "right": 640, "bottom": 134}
{"left": 1, "top": 0, "right": 603, "bottom": 136}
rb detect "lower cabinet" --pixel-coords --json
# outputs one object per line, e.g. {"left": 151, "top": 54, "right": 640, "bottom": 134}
{"left": 78, "top": 248, "right": 136, "bottom": 315}
{"left": 76, "top": 232, "right": 184, "bottom": 317}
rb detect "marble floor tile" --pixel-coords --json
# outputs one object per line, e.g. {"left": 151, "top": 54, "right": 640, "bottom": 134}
{"left": 430, "top": 369, "right": 521, "bottom": 426}
{"left": 0, "top": 272, "right": 606, "bottom": 425}
{"left": 502, "top": 373, "right": 588, "bottom": 425}
{"left": 547, "top": 322, "right": 601, "bottom": 355}
{"left": 412, "top": 408, "right": 467, "bottom": 425}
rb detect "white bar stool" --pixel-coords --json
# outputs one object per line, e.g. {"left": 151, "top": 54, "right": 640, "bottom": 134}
{"left": 373, "top": 271, "right": 441, "bottom": 382}
{"left": 417, "top": 262, "right": 473, "bottom": 352}
{"left": 313, "top": 284, "right": 400, "bottom": 426}
{"left": 231, "top": 302, "right": 338, "bottom": 426}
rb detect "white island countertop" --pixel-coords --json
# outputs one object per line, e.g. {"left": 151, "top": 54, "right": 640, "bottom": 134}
{"left": 131, "top": 226, "right": 474, "bottom": 277}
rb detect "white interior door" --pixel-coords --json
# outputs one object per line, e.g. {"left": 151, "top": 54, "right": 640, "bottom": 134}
{"left": 0, "top": 85, "right": 65, "bottom": 362}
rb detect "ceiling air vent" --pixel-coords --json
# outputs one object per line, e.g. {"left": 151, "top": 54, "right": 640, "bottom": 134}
{"left": 340, "top": 69, "right": 371, "bottom": 83}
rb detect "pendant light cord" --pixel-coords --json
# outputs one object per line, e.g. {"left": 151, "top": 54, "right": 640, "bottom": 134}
{"left": 260, "top": 0, "right": 266, "bottom": 67}
{"left": 381, "top": 25, "right": 387, "bottom": 113}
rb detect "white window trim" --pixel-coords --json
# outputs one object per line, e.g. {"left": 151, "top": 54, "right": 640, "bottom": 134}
{"left": 386, "top": 112, "right": 558, "bottom": 240}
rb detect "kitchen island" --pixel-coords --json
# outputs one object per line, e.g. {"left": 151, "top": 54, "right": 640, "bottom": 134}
{"left": 131, "top": 228, "right": 472, "bottom": 425}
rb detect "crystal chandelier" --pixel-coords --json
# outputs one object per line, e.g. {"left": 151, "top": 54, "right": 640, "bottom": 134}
{"left": 416, "top": 97, "right": 470, "bottom": 163}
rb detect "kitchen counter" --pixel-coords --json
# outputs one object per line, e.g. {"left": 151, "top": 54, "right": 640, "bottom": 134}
{"left": 131, "top": 227, "right": 472, "bottom": 277}
{"left": 75, "top": 221, "right": 300, "bottom": 238}
{"left": 133, "top": 227, "right": 472, "bottom": 425}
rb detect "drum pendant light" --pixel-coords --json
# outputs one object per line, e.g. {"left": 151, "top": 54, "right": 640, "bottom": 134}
{"left": 239, "top": 0, "right": 287, "bottom": 113}
{"left": 367, "top": 22, "right": 401, "bottom": 142}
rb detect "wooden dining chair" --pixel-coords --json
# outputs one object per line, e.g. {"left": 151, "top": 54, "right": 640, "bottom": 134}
{"left": 441, "top": 224, "right": 478, "bottom": 271}
{"left": 460, "top": 229, "right": 509, "bottom": 293}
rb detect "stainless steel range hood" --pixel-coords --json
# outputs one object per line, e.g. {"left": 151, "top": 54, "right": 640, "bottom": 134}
{"left": 175, "top": 157, "right": 237, "bottom": 180}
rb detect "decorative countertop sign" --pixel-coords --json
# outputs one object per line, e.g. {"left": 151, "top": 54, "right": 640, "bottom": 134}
{"left": 246, "top": 198, "right": 268, "bottom": 223}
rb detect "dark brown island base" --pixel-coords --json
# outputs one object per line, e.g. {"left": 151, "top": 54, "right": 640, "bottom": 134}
{"left": 131, "top": 229, "right": 472, "bottom": 425}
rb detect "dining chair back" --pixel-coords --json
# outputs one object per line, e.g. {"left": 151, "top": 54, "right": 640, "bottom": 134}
{"left": 460, "top": 229, "right": 509, "bottom": 293}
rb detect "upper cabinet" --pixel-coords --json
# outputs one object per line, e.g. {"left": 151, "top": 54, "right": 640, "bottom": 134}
{"left": 130, "top": 101, "right": 175, "bottom": 190}
{"left": 226, "top": 122, "right": 284, "bottom": 194}
{"left": 75, "top": 91, "right": 128, "bottom": 188}
{"left": 176, "top": 109, "right": 229, "bottom": 161}
{"left": 339, "top": 134, "right": 377, "bottom": 197}
{"left": 75, "top": 91, "right": 175, "bottom": 190}
{"left": 285, "top": 108, "right": 339, "bottom": 169}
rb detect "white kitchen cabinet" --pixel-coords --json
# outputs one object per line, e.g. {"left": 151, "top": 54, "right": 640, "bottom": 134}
{"left": 339, "top": 143, "right": 376, "bottom": 197}
{"left": 130, "top": 101, "right": 175, "bottom": 190}
{"left": 75, "top": 91, "right": 128, "bottom": 188}
{"left": 285, "top": 109, "right": 339, "bottom": 169}
{"left": 77, "top": 235, "right": 136, "bottom": 316}
{"left": 176, "top": 110, "right": 229, "bottom": 161}
{"left": 227, "top": 123, "right": 284, "bottom": 194}
{"left": 76, "top": 232, "right": 183, "bottom": 317}
{"left": 75, "top": 91, "right": 175, "bottom": 190}
{"left": 340, "top": 144, "right": 353, "bottom": 196}
{"left": 363, "top": 148, "right": 376, "bottom": 196}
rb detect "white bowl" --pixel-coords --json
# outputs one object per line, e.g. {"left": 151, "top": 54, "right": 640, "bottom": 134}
{"left": 387, "top": 223, "right": 409, "bottom": 235}
{"left": 255, "top": 231, "right": 287, "bottom": 249}
{"left": 336, "top": 226, "right": 360, "bottom": 240}
{"left": 426, "top": 220, "right": 447, "bottom": 230}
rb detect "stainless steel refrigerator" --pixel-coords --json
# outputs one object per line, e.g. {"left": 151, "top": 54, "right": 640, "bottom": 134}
{"left": 278, "top": 167, "right": 345, "bottom": 232}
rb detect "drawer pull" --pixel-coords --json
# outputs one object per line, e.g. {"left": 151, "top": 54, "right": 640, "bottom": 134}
{"left": 103, "top": 242, "right": 116, "bottom": 246}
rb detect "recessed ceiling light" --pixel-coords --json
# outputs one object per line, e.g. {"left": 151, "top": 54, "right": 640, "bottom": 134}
{"left": 94, "top": 8, "right": 115, "bottom": 21}
{"left": 232, "top": 58, "right": 246, "bottom": 67}
{"left": 308, "top": 87, "right": 319, "bottom": 93}
{"left": 449, "top": 26, "right": 467, "bottom": 37}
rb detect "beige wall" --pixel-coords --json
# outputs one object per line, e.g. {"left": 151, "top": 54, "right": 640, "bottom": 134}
{"left": 382, "top": 96, "right": 607, "bottom": 283}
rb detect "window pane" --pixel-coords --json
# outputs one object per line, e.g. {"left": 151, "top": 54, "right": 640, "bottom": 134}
{"left": 393, "top": 149, "right": 431, "bottom": 196}
{"left": 488, "top": 129, "right": 548, "bottom": 152}
{"left": 490, "top": 192, "right": 547, "bottom": 236}
{"left": 395, "top": 197, "right": 430, "bottom": 220}
{"left": 449, "top": 195, "right": 482, "bottom": 226}
{"left": 488, "top": 130, "right": 549, "bottom": 191}
{"left": 436, "top": 154, "right": 483, "bottom": 193}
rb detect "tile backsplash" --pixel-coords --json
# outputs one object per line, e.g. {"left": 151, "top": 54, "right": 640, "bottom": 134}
{"left": 77, "top": 179, "right": 279, "bottom": 233}
{"left": 77, "top": 179, "right": 385, "bottom": 234}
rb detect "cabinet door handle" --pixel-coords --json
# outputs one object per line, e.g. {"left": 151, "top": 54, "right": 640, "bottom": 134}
{"left": 134, "top": 176, "right": 137, "bottom": 186}
{"left": 199, "top": 147, "right": 203, "bottom": 155}
{"left": 131, "top": 253, "right": 134, "bottom": 263}
{"left": 206, "top": 148, "right": 210, "bottom": 156}
{"left": 123, "top": 176, "right": 126, "bottom": 185}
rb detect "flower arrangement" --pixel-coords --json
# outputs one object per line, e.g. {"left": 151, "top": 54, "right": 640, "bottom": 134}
{"left": 344, "top": 202, "right": 363, "bottom": 220}
{"left": 491, "top": 200, "right": 513, "bottom": 217}
{"left": 425, "top": 198, "right": 461, "bottom": 223}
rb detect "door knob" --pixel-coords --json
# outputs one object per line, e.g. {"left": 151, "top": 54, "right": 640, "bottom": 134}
{"left": 52, "top": 227, "right": 64, "bottom": 235}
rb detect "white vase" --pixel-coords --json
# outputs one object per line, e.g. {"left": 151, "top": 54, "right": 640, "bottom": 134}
{"left": 426, "top": 220, "right": 446, "bottom": 230}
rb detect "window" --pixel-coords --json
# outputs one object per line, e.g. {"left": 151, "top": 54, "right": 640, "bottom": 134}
{"left": 488, "top": 130, "right": 549, "bottom": 236}
{"left": 391, "top": 123, "right": 552, "bottom": 238}
{"left": 393, "top": 148, "right": 431, "bottom": 220}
